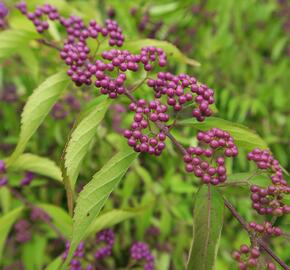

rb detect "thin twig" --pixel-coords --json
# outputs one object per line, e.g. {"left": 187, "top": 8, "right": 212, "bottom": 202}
{"left": 37, "top": 39, "right": 61, "bottom": 51}
{"left": 224, "top": 199, "right": 289, "bottom": 270}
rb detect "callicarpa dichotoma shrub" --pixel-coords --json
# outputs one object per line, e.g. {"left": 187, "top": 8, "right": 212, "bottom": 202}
{"left": 0, "top": 1, "right": 289, "bottom": 270}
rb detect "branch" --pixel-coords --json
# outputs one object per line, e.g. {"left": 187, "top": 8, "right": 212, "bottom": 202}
{"left": 37, "top": 39, "right": 61, "bottom": 51}
{"left": 37, "top": 39, "right": 289, "bottom": 269}
{"left": 224, "top": 199, "right": 289, "bottom": 270}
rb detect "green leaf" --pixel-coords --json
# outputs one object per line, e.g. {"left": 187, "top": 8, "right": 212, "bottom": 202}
{"left": 0, "top": 207, "right": 24, "bottom": 262}
{"left": 62, "top": 149, "right": 138, "bottom": 269}
{"left": 187, "top": 185, "right": 224, "bottom": 270}
{"left": 149, "top": 2, "right": 179, "bottom": 16}
{"left": 21, "top": 235, "right": 47, "bottom": 270}
{"left": 7, "top": 72, "right": 69, "bottom": 165}
{"left": 0, "top": 30, "right": 39, "bottom": 59}
{"left": 9, "top": 153, "right": 62, "bottom": 182}
{"left": 179, "top": 117, "right": 268, "bottom": 150}
{"left": 44, "top": 256, "right": 62, "bottom": 270}
{"left": 122, "top": 39, "right": 200, "bottom": 67}
{"left": 36, "top": 203, "right": 72, "bottom": 238}
{"left": 19, "top": 47, "right": 39, "bottom": 82}
{"left": 85, "top": 206, "right": 145, "bottom": 237}
{"left": 64, "top": 98, "right": 111, "bottom": 190}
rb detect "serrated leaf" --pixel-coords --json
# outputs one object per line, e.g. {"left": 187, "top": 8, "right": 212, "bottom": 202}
{"left": 62, "top": 149, "right": 138, "bottom": 269}
{"left": 0, "top": 207, "right": 24, "bottom": 262}
{"left": 65, "top": 98, "right": 111, "bottom": 190}
{"left": 187, "top": 185, "right": 224, "bottom": 270}
{"left": 179, "top": 117, "right": 268, "bottom": 150}
{"left": 122, "top": 39, "right": 200, "bottom": 67}
{"left": 7, "top": 72, "right": 69, "bottom": 165}
{"left": 36, "top": 203, "right": 72, "bottom": 238}
{"left": 0, "top": 30, "right": 39, "bottom": 59}
{"left": 85, "top": 206, "right": 145, "bottom": 237}
{"left": 9, "top": 153, "right": 62, "bottom": 182}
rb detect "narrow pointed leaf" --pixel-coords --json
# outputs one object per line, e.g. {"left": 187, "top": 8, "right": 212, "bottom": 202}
{"left": 0, "top": 30, "right": 39, "bottom": 59}
{"left": 86, "top": 206, "right": 145, "bottom": 237}
{"left": 9, "top": 153, "right": 62, "bottom": 182}
{"left": 62, "top": 149, "right": 138, "bottom": 269}
{"left": 187, "top": 185, "right": 224, "bottom": 270}
{"left": 0, "top": 207, "right": 24, "bottom": 262}
{"left": 8, "top": 72, "right": 69, "bottom": 165}
{"left": 64, "top": 98, "right": 111, "bottom": 190}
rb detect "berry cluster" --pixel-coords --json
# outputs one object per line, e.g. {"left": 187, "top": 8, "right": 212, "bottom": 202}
{"left": 248, "top": 148, "right": 290, "bottom": 215}
{"left": 17, "top": 3, "right": 58, "bottom": 33}
{"left": 61, "top": 229, "right": 115, "bottom": 269}
{"left": 248, "top": 221, "right": 282, "bottom": 237}
{"left": 51, "top": 93, "right": 81, "bottom": 120}
{"left": 0, "top": 1, "right": 8, "bottom": 28}
{"left": 102, "top": 49, "right": 140, "bottom": 72}
{"left": 247, "top": 148, "right": 287, "bottom": 186}
{"left": 30, "top": 207, "right": 51, "bottom": 222}
{"left": 0, "top": 160, "right": 7, "bottom": 186}
{"left": 147, "top": 72, "right": 214, "bottom": 121}
{"left": 62, "top": 242, "right": 92, "bottom": 270}
{"left": 20, "top": 171, "right": 35, "bottom": 186}
{"left": 0, "top": 84, "right": 18, "bottom": 103}
{"left": 183, "top": 128, "right": 238, "bottom": 185}
{"left": 94, "top": 229, "right": 115, "bottom": 259}
{"left": 123, "top": 99, "right": 168, "bottom": 155}
{"left": 14, "top": 219, "right": 32, "bottom": 243}
{"left": 130, "top": 242, "right": 155, "bottom": 270}
{"left": 250, "top": 184, "right": 290, "bottom": 215}
{"left": 232, "top": 245, "right": 276, "bottom": 270}
{"left": 139, "top": 47, "right": 167, "bottom": 70}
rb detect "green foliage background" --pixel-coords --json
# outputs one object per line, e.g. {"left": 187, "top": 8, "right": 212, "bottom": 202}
{"left": 0, "top": 0, "right": 289, "bottom": 269}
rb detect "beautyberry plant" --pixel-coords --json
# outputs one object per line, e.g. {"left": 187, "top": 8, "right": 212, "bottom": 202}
{"left": 0, "top": 1, "right": 289, "bottom": 270}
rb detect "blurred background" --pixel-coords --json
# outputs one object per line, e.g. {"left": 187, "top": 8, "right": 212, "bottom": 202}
{"left": 0, "top": 0, "right": 289, "bottom": 269}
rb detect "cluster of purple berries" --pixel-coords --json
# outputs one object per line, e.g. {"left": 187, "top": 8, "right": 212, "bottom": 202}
{"left": 123, "top": 99, "right": 168, "bottom": 155}
{"left": 139, "top": 47, "right": 167, "bottom": 70}
{"left": 0, "top": 160, "right": 8, "bottom": 186}
{"left": 62, "top": 242, "right": 93, "bottom": 270}
{"left": 0, "top": 84, "right": 18, "bottom": 103}
{"left": 20, "top": 171, "right": 35, "bottom": 186}
{"left": 183, "top": 128, "right": 238, "bottom": 185}
{"left": 94, "top": 229, "right": 115, "bottom": 259}
{"left": 248, "top": 148, "right": 290, "bottom": 215}
{"left": 248, "top": 221, "right": 282, "bottom": 237}
{"left": 250, "top": 184, "right": 290, "bottom": 215}
{"left": 232, "top": 245, "right": 276, "bottom": 270}
{"left": 130, "top": 242, "right": 155, "bottom": 270}
{"left": 30, "top": 207, "right": 51, "bottom": 222}
{"left": 16, "top": 2, "right": 126, "bottom": 89}
{"left": 247, "top": 148, "right": 287, "bottom": 186}
{"left": 51, "top": 93, "right": 81, "bottom": 120}
{"left": 14, "top": 219, "right": 32, "bottom": 243}
{"left": 0, "top": 1, "right": 8, "bottom": 28}
{"left": 147, "top": 72, "right": 214, "bottom": 121}
{"left": 16, "top": 3, "right": 59, "bottom": 33}
{"left": 62, "top": 229, "right": 115, "bottom": 269}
